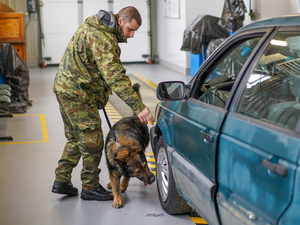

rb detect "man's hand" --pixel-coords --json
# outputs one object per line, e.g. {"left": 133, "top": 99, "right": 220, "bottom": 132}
{"left": 137, "top": 107, "right": 155, "bottom": 125}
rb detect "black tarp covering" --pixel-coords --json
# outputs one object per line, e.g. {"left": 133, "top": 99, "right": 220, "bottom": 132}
{"left": 0, "top": 43, "right": 32, "bottom": 113}
{"left": 219, "top": 0, "right": 247, "bottom": 32}
{"left": 206, "top": 38, "right": 226, "bottom": 58}
{"left": 181, "top": 15, "right": 229, "bottom": 54}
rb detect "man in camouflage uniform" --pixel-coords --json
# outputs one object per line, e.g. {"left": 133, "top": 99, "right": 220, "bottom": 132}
{"left": 51, "top": 6, "right": 154, "bottom": 201}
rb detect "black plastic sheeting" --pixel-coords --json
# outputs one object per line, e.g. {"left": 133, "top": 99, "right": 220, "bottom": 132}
{"left": 0, "top": 44, "right": 32, "bottom": 113}
{"left": 206, "top": 38, "right": 226, "bottom": 58}
{"left": 181, "top": 15, "right": 229, "bottom": 54}
{"left": 181, "top": 0, "right": 247, "bottom": 55}
{"left": 219, "top": 0, "right": 247, "bottom": 32}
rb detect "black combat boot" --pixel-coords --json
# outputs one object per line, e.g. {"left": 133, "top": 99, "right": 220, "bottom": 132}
{"left": 81, "top": 184, "right": 113, "bottom": 201}
{"left": 52, "top": 181, "right": 78, "bottom": 196}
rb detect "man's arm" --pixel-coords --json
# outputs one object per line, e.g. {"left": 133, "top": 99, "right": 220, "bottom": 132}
{"left": 93, "top": 32, "right": 155, "bottom": 124}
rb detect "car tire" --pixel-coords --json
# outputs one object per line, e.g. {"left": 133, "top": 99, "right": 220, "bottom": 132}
{"left": 156, "top": 136, "right": 192, "bottom": 215}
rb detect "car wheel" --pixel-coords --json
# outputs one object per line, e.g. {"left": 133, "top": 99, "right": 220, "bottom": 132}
{"left": 156, "top": 136, "right": 192, "bottom": 215}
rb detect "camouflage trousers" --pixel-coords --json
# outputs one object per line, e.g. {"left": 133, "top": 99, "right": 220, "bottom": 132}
{"left": 55, "top": 95, "right": 103, "bottom": 189}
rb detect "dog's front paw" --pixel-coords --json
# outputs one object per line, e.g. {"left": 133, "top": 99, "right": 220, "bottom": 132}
{"left": 112, "top": 200, "right": 123, "bottom": 209}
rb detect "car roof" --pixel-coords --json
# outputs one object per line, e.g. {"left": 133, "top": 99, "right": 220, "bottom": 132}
{"left": 235, "top": 14, "right": 300, "bottom": 35}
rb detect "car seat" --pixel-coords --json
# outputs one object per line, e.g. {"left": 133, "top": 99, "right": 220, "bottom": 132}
{"left": 268, "top": 71, "right": 300, "bottom": 130}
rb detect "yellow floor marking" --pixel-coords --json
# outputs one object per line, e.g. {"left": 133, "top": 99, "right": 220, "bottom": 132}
{"left": 148, "top": 164, "right": 156, "bottom": 169}
{"left": 145, "top": 152, "right": 153, "bottom": 155}
{"left": 146, "top": 158, "right": 155, "bottom": 162}
{"left": 190, "top": 217, "right": 208, "bottom": 224}
{"left": 104, "top": 104, "right": 122, "bottom": 124}
{"left": 0, "top": 114, "right": 49, "bottom": 145}
{"left": 146, "top": 153, "right": 156, "bottom": 175}
{"left": 108, "top": 116, "right": 122, "bottom": 118}
{"left": 40, "top": 114, "right": 49, "bottom": 142}
{"left": 131, "top": 73, "right": 158, "bottom": 89}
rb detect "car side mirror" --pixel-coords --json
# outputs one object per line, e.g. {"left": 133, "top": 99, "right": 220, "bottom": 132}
{"left": 157, "top": 81, "right": 186, "bottom": 100}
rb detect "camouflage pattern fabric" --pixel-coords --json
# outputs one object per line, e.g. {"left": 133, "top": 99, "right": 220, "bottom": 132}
{"left": 53, "top": 12, "right": 146, "bottom": 113}
{"left": 53, "top": 10, "right": 147, "bottom": 189}
{"left": 55, "top": 95, "right": 103, "bottom": 189}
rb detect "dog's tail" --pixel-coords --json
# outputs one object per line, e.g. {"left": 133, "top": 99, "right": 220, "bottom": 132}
{"left": 133, "top": 83, "right": 142, "bottom": 102}
{"left": 132, "top": 83, "right": 142, "bottom": 117}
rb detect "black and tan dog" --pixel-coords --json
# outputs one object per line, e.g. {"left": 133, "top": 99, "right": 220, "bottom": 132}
{"left": 104, "top": 84, "right": 155, "bottom": 208}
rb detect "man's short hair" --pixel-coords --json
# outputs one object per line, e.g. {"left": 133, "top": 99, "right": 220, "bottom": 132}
{"left": 118, "top": 6, "right": 142, "bottom": 26}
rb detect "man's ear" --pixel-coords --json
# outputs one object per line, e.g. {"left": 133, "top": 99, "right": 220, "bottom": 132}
{"left": 118, "top": 17, "right": 124, "bottom": 26}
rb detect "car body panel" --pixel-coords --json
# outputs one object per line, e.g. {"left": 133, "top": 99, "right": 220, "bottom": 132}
{"left": 173, "top": 98, "right": 226, "bottom": 180}
{"left": 279, "top": 166, "right": 300, "bottom": 225}
{"left": 155, "top": 101, "right": 180, "bottom": 148}
{"left": 151, "top": 14, "right": 300, "bottom": 225}
{"left": 217, "top": 112, "right": 299, "bottom": 224}
{"left": 172, "top": 151, "right": 218, "bottom": 225}
{"left": 171, "top": 99, "right": 226, "bottom": 224}
{"left": 236, "top": 14, "right": 300, "bottom": 36}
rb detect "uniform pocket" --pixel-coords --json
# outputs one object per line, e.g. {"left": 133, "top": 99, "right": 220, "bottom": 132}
{"left": 77, "top": 121, "right": 103, "bottom": 151}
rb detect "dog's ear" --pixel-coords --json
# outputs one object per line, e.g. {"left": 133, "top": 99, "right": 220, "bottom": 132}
{"left": 115, "top": 148, "right": 130, "bottom": 162}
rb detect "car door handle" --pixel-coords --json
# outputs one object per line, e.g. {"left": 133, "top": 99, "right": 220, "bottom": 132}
{"left": 200, "top": 131, "right": 214, "bottom": 143}
{"left": 263, "top": 159, "right": 288, "bottom": 177}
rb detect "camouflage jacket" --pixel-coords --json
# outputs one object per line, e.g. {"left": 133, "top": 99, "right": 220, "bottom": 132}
{"left": 53, "top": 10, "right": 146, "bottom": 113}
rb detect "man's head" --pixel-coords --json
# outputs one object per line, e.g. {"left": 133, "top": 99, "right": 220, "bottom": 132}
{"left": 118, "top": 6, "right": 142, "bottom": 39}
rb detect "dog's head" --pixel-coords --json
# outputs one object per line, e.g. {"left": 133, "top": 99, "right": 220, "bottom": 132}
{"left": 115, "top": 146, "right": 155, "bottom": 186}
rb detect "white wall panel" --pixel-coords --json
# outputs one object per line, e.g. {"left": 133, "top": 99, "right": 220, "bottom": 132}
{"left": 41, "top": 0, "right": 78, "bottom": 64}
{"left": 40, "top": 0, "right": 148, "bottom": 64}
{"left": 157, "top": 0, "right": 187, "bottom": 73}
{"left": 114, "top": 0, "right": 150, "bottom": 62}
{"left": 83, "top": 0, "right": 109, "bottom": 22}
{"left": 260, "top": 0, "right": 290, "bottom": 19}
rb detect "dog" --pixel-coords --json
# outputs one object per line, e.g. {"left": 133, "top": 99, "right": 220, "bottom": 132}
{"left": 104, "top": 83, "right": 155, "bottom": 208}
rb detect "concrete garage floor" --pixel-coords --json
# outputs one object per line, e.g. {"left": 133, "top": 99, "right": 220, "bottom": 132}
{"left": 0, "top": 64, "right": 208, "bottom": 225}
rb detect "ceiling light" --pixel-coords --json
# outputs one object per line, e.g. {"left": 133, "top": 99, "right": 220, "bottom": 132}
{"left": 270, "top": 39, "right": 288, "bottom": 46}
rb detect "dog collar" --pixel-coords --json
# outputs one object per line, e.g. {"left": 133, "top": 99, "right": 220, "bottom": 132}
{"left": 115, "top": 138, "right": 120, "bottom": 149}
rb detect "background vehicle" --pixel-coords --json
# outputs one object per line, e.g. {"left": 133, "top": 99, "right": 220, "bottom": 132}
{"left": 150, "top": 14, "right": 300, "bottom": 225}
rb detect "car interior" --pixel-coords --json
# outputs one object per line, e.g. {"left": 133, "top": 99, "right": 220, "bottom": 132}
{"left": 238, "top": 32, "right": 300, "bottom": 130}
{"left": 194, "top": 32, "right": 300, "bottom": 131}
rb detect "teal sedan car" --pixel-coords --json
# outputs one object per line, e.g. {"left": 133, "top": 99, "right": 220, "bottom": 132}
{"left": 150, "top": 14, "right": 300, "bottom": 225}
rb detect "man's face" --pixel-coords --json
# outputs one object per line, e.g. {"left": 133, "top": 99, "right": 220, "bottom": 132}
{"left": 118, "top": 17, "right": 140, "bottom": 39}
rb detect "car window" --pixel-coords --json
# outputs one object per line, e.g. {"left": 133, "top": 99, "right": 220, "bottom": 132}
{"left": 196, "top": 37, "right": 262, "bottom": 108}
{"left": 237, "top": 32, "right": 300, "bottom": 130}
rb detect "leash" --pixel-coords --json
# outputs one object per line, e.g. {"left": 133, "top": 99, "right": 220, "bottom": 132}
{"left": 103, "top": 108, "right": 120, "bottom": 149}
